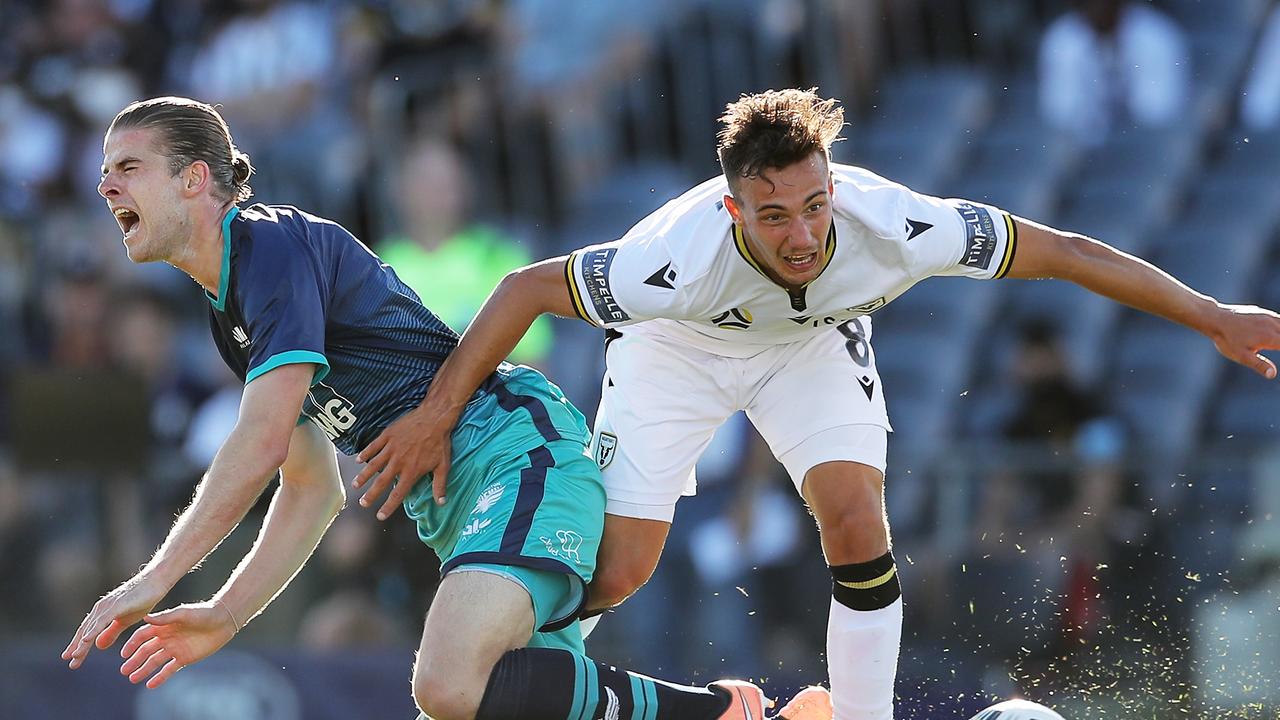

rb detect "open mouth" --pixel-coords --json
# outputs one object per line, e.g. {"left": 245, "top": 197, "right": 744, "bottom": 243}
{"left": 113, "top": 207, "right": 140, "bottom": 236}
{"left": 784, "top": 252, "right": 818, "bottom": 271}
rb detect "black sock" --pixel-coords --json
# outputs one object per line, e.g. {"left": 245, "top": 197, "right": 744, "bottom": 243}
{"left": 476, "top": 647, "right": 732, "bottom": 720}
{"left": 831, "top": 551, "right": 901, "bottom": 610}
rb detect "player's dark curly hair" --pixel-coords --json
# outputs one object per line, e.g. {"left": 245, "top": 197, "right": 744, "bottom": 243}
{"left": 716, "top": 88, "right": 844, "bottom": 191}
{"left": 108, "top": 96, "right": 254, "bottom": 203}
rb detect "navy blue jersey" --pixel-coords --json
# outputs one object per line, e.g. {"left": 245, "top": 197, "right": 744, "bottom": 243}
{"left": 207, "top": 204, "right": 465, "bottom": 455}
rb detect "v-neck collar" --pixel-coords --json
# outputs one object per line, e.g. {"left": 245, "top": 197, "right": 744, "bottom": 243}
{"left": 206, "top": 205, "right": 241, "bottom": 312}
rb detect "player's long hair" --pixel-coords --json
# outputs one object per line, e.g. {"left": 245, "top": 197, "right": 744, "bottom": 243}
{"left": 108, "top": 96, "right": 255, "bottom": 204}
{"left": 716, "top": 88, "right": 844, "bottom": 190}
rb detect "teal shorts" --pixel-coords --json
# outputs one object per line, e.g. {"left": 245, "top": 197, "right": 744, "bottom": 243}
{"left": 451, "top": 563, "right": 587, "bottom": 653}
{"left": 403, "top": 365, "right": 605, "bottom": 629}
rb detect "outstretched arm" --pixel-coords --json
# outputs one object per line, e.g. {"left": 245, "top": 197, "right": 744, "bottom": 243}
{"left": 117, "top": 418, "right": 344, "bottom": 688}
{"left": 354, "top": 257, "right": 581, "bottom": 517}
{"left": 63, "top": 363, "right": 315, "bottom": 671}
{"left": 1006, "top": 217, "right": 1280, "bottom": 378}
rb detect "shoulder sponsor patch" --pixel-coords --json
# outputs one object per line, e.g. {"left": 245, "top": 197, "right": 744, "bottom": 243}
{"left": 956, "top": 202, "right": 999, "bottom": 270}
{"left": 579, "top": 248, "right": 630, "bottom": 323}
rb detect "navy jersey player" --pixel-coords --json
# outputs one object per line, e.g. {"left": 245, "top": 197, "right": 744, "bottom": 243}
{"left": 353, "top": 88, "right": 1280, "bottom": 720}
{"left": 63, "top": 97, "right": 828, "bottom": 720}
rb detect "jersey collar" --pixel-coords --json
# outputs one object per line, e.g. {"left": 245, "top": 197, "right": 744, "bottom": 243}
{"left": 731, "top": 221, "right": 837, "bottom": 289}
{"left": 206, "top": 205, "right": 241, "bottom": 312}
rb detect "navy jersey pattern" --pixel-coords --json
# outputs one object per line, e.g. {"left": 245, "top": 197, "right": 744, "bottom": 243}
{"left": 207, "top": 204, "right": 462, "bottom": 455}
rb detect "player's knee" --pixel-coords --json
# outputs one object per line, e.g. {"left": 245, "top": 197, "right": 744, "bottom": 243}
{"left": 412, "top": 654, "right": 484, "bottom": 720}
{"left": 814, "top": 491, "right": 889, "bottom": 562}
{"left": 588, "top": 561, "right": 651, "bottom": 609}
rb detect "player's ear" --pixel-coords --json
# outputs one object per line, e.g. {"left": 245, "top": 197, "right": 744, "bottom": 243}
{"left": 183, "top": 160, "right": 211, "bottom": 196}
{"left": 723, "top": 194, "right": 743, "bottom": 225}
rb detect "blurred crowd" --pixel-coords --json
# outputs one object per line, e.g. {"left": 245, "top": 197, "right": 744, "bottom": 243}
{"left": 3, "top": 0, "right": 1280, "bottom": 716}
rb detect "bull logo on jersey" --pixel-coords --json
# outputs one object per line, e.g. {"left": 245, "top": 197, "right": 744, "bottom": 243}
{"left": 595, "top": 432, "right": 618, "bottom": 469}
{"left": 711, "top": 307, "right": 753, "bottom": 330}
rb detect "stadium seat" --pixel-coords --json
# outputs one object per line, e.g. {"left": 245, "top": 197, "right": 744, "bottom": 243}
{"left": 1210, "top": 366, "right": 1280, "bottom": 444}
{"left": 1000, "top": 280, "right": 1120, "bottom": 386}
{"left": 861, "top": 66, "right": 993, "bottom": 138}
{"left": 1212, "top": 127, "right": 1280, "bottom": 182}
{"left": 1110, "top": 323, "right": 1220, "bottom": 436}
{"left": 1055, "top": 177, "right": 1176, "bottom": 252}
{"left": 1165, "top": 0, "right": 1270, "bottom": 37}
{"left": 1188, "top": 170, "right": 1280, "bottom": 232}
{"left": 1151, "top": 215, "right": 1268, "bottom": 301}
{"left": 844, "top": 66, "right": 994, "bottom": 193}
{"left": 555, "top": 162, "right": 692, "bottom": 253}
{"left": 1079, "top": 124, "right": 1203, "bottom": 189}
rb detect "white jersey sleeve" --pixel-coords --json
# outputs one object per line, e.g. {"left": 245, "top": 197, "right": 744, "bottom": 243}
{"left": 564, "top": 235, "right": 689, "bottom": 328}
{"left": 831, "top": 165, "right": 1019, "bottom": 282}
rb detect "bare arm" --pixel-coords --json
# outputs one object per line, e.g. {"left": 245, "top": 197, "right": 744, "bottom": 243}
{"left": 213, "top": 419, "right": 344, "bottom": 629}
{"left": 116, "top": 419, "right": 344, "bottom": 689}
{"left": 1006, "top": 217, "right": 1280, "bottom": 377}
{"left": 63, "top": 363, "right": 314, "bottom": 669}
{"left": 354, "top": 257, "right": 582, "bottom": 517}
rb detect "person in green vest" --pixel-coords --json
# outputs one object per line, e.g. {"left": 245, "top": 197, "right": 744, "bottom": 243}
{"left": 379, "top": 136, "right": 552, "bottom": 365}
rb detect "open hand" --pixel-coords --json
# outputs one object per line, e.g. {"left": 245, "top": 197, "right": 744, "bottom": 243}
{"left": 1210, "top": 303, "right": 1280, "bottom": 378}
{"left": 118, "top": 602, "right": 239, "bottom": 689}
{"left": 63, "top": 574, "right": 168, "bottom": 670}
{"left": 354, "top": 406, "right": 453, "bottom": 519}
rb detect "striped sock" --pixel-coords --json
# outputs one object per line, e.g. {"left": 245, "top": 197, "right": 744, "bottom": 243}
{"left": 476, "top": 647, "right": 731, "bottom": 720}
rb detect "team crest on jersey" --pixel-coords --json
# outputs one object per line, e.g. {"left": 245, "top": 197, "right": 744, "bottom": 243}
{"left": 231, "top": 326, "right": 250, "bottom": 348}
{"left": 711, "top": 307, "right": 753, "bottom": 330}
{"left": 595, "top": 432, "right": 618, "bottom": 469}
{"left": 850, "top": 297, "right": 886, "bottom": 314}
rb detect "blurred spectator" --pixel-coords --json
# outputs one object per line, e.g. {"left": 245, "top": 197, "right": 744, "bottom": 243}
{"left": 377, "top": 136, "right": 551, "bottom": 366}
{"left": 184, "top": 0, "right": 365, "bottom": 217}
{"left": 1038, "top": 0, "right": 1189, "bottom": 144}
{"left": 33, "top": 260, "right": 110, "bottom": 370}
{"left": 962, "top": 317, "right": 1126, "bottom": 666}
{"left": 297, "top": 513, "right": 414, "bottom": 650}
{"left": 494, "top": 0, "right": 675, "bottom": 195}
{"left": 1241, "top": 1, "right": 1280, "bottom": 130}
{"left": 0, "top": 85, "right": 69, "bottom": 217}
{"left": 108, "top": 287, "right": 216, "bottom": 506}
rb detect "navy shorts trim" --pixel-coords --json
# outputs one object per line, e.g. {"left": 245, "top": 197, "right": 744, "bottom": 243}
{"left": 440, "top": 551, "right": 587, "bottom": 631}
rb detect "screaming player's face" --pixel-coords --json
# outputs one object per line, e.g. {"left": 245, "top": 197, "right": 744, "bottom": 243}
{"left": 98, "top": 127, "right": 193, "bottom": 264}
{"left": 724, "top": 151, "right": 834, "bottom": 289}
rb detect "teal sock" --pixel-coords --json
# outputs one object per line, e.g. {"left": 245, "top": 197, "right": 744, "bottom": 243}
{"left": 475, "top": 647, "right": 732, "bottom": 720}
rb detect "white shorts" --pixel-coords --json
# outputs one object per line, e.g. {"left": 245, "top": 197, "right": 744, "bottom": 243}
{"left": 589, "top": 323, "right": 892, "bottom": 522}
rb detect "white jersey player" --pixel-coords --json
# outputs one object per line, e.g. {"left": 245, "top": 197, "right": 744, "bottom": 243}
{"left": 561, "top": 163, "right": 1015, "bottom": 520}
{"left": 353, "top": 89, "right": 1280, "bottom": 720}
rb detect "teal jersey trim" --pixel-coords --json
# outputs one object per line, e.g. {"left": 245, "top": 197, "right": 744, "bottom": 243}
{"left": 206, "top": 206, "right": 241, "bottom": 311}
{"left": 246, "top": 349, "right": 330, "bottom": 385}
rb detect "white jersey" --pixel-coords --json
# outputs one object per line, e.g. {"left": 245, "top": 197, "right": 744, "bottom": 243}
{"left": 564, "top": 163, "right": 1018, "bottom": 357}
